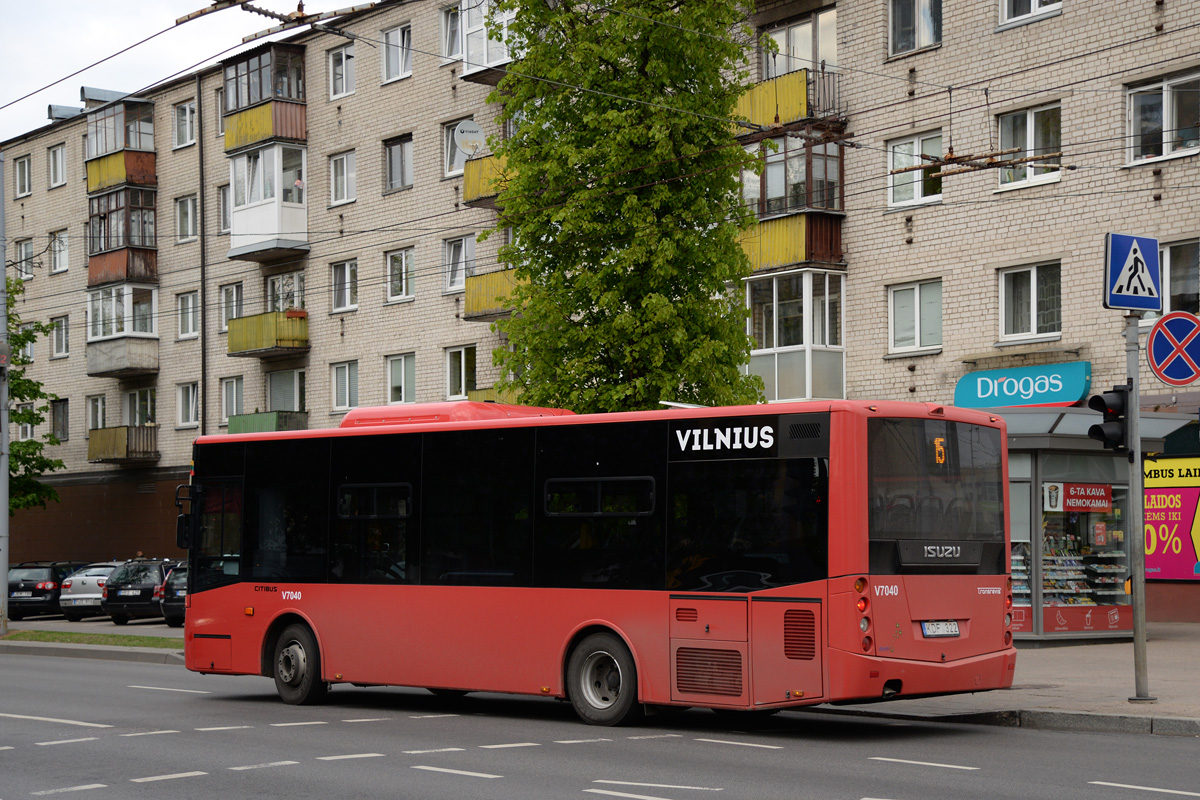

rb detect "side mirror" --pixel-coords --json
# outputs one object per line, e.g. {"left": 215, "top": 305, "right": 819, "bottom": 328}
{"left": 176, "top": 514, "right": 192, "bottom": 550}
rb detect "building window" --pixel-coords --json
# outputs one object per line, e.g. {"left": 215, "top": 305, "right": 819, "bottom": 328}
{"left": 221, "top": 376, "right": 244, "bottom": 424}
{"left": 14, "top": 239, "right": 34, "bottom": 280}
{"left": 51, "top": 400, "right": 69, "bottom": 442}
{"left": 19, "top": 324, "right": 35, "bottom": 363}
{"left": 891, "top": 0, "right": 941, "bottom": 56}
{"left": 176, "top": 195, "right": 198, "bottom": 241}
{"left": 888, "top": 131, "right": 942, "bottom": 206}
{"left": 14, "top": 155, "right": 32, "bottom": 197}
{"left": 173, "top": 101, "right": 196, "bottom": 147}
{"left": 1147, "top": 240, "right": 1200, "bottom": 320}
{"left": 268, "top": 369, "right": 306, "bottom": 412}
{"left": 742, "top": 137, "right": 842, "bottom": 216}
{"left": 746, "top": 270, "right": 844, "bottom": 402}
{"left": 232, "top": 147, "right": 275, "bottom": 207}
{"left": 442, "top": 5, "right": 462, "bottom": 59}
{"left": 178, "top": 383, "right": 200, "bottom": 427}
{"left": 385, "top": 136, "right": 413, "bottom": 192}
{"left": 388, "top": 353, "right": 415, "bottom": 403}
{"left": 16, "top": 403, "right": 34, "bottom": 442}
{"left": 1130, "top": 72, "right": 1200, "bottom": 162}
{"left": 329, "top": 43, "right": 356, "bottom": 98}
{"left": 127, "top": 388, "right": 156, "bottom": 426}
{"left": 444, "top": 120, "right": 472, "bottom": 176}
{"left": 178, "top": 292, "right": 199, "bottom": 339}
{"left": 87, "top": 285, "right": 157, "bottom": 341}
{"left": 49, "top": 229, "right": 69, "bottom": 273}
{"left": 86, "top": 102, "right": 154, "bottom": 158}
{"left": 87, "top": 395, "right": 106, "bottom": 433}
{"left": 763, "top": 8, "right": 837, "bottom": 78}
{"left": 224, "top": 46, "right": 305, "bottom": 111}
{"left": 383, "top": 25, "right": 413, "bottom": 81}
{"left": 1002, "top": 0, "right": 1060, "bottom": 24}
{"left": 332, "top": 361, "right": 359, "bottom": 411}
{"left": 447, "top": 345, "right": 476, "bottom": 400}
{"left": 444, "top": 236, "right": 474, "bottom": 292}
{"left": 215, "top": 88, "right": 226, "bottom": 135}
{"left": 48, "top": 144, "right": 66, "bottom": 188}
{"left": 88, "top": 188, "right": 156, "bottom": 254}
{"left": 330, "top": 150, "right": 356, "bottom": 205}
{"left": 463, "top": 0, "right": 516, "bottom": 74}
{"left": 1000, "top": 262, "right": 1061, "bottom": 340}
{"left": 332, "top": 260, "right": 358, "bottom": 311}
{"left": 889, "top": 279, "right": 942, "bottom": 352}
{"left": 999, "top": 103, "right": 1060, "bottom": 186}
{"left": 51, "top": 316, "right": 70, "bottom": 358}
{"left": 387, "top": 248, "right": 415, "bottom": 301}
{"left": 220, "top": 283, "right": 243, "bottom": 331}
{"left": 218, "top": 185, "right": 231, "bottom": 233}
{"left": 282, "top": 146, "right": 305, "bottom": 203}
{"left": 268, "top": 271, "right": 305, "bottom": 312}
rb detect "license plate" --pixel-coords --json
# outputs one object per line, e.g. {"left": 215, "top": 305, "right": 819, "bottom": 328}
{"left": 921, "top": 620, "right": 960, "bottom": 638}
{"left": 73, "top": 598, "right": 99, "bottom": 606}
{"left": 12, "top": 591, "right": 32, "bottom": 598}
{"left": 175, "top": 590, "right": 187, "bottom": 597}
{"left": 119, "top": 589, "right": 141, "bottom": 596}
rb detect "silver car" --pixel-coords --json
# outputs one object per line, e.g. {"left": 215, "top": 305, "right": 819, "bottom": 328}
{"left": 59, "top": 562, "right": 123, "bottom": 621}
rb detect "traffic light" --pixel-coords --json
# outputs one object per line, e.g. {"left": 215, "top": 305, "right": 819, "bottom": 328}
{"left": 1087, "top": 385, "right": 1130, "bottom": 451}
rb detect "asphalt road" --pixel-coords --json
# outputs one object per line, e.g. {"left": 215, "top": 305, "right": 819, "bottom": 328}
{"left": 2, "top": 655, "right": 1198, "bottom": 800}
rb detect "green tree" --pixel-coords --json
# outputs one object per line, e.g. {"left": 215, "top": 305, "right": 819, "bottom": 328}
{"left": 487, "top": 0, "right": 763, "bottom": 413}
{"left": 4, "top": 274, "right": 65, "bottom": 514}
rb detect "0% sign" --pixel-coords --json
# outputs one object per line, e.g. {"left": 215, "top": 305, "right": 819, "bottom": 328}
{"left": 1144, "top": 522, "right": 1186, "bottom": 555}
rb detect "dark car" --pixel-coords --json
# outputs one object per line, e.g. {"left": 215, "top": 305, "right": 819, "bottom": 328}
{"left": 101, "top": 559, "right": 178, "bottom": 625}
{"left": 7, "top": 561, "right": 89, "bottom": 620}
{"left": 157, "top": 565, "right": 188, "bottom": 628}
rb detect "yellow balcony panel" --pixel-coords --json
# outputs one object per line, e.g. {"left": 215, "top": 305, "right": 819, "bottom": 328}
{"left": 87, "top": 425, "right": 160, "bottom": 464}
{"left": 739, "top": 214, "right": 807, "bottom": 271}
{"left": 464, "top": 268, "right": 522, "bottom": 321}
{"left": 463, "top": 154, "right": 508, "bottom": 207}
{"left": 227, "top": 310, "right": 310, "bottom": 357}
{"left": 468, "top": 386, "right": 520, "bottom": 404}
{"left": 227, "top": 411, "right": 309, "bottom": 434}
{"left": 735, "top": 70, "right": 809, "bottom": 131}
{"left": 224, "top": 100, "right": 307, "bottom": 152}
{"left": 86, "top": 150, "right": 156, "bottom": 193}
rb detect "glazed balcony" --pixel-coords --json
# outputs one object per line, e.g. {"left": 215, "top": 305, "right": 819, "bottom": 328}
{"left": 227, "top": 310, "right": 310, "bottom": 358}
{"left": 87, "top": 425, "right": 159, "bottom": 464}
{"left": 738, "top": 212, "right": 843, "bottom": 270}
{"left": 463, "top": 153, "right": 507, "bottom": 208}
{"left": 464, "top": 268, "right": 521, "bottom": 321}
{"left": 227, "top": 410, "right": 308, "bottom": 434}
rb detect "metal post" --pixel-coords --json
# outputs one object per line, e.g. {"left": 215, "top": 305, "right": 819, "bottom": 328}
{"left": 1125, "top": 312, "right": 1154, "bottom": 702}
{"left": 1, "top": 152, "right": 9, "bottom": 637}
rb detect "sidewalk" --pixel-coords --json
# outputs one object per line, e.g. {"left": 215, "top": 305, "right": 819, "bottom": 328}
{"left": 2, "top": 619, "right": 1197, "bottom": 736}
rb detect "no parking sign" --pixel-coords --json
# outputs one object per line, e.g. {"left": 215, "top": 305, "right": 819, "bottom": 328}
{"left": 1148, "top": 311, "right": 1200, "bottom": 387}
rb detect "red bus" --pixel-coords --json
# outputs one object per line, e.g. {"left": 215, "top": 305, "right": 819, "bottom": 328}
{"left": 176, "top": 400, "right": 1016, "bottom": 725}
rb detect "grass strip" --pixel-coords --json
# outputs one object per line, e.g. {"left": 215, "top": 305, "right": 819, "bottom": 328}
{"left": 1, "top": 630, "right": 183, "bottom": 649}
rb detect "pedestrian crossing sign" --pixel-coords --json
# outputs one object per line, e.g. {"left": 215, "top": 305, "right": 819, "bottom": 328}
{"left": 1105, "top": 233, "right": 1161, "bottom": 312}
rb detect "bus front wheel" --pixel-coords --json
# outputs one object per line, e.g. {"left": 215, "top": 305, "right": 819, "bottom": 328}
{"left": 273, "top": 624, "right": 328, "bottom": 705}
{"left": 567, "top": 633, "right": 642, "bottom": 726}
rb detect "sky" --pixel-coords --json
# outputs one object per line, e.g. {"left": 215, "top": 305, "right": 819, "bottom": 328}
{"left": 0, "top": 1, "right": 333, "bottom": 144}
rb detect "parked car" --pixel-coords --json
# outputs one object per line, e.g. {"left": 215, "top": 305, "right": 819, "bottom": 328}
{"left": 7, "top": 561, "right": 89, "bottom": 620}
{"left": 59, "top": 562, "right": 124, "bottom": 622}
{"left": 101, "top": 559, "right": 179, "bottom": 625}
{"left": 157, "top": 565, "right": 188, "bottom": 628}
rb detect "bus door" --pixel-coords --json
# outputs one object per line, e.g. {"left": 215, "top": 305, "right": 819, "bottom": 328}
{"left": 669, "top": 596, "right": 749, "bottom": 706}
{"left": 750, "top": 597, "right": 824, "bottom": 705}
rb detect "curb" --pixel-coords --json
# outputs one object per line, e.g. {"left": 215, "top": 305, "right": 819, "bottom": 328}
{"left": 805, "top": 706, "right": 1200, "bottom": 737}
{"left": 0, "top": 640, "right": 185, "bottom": 666}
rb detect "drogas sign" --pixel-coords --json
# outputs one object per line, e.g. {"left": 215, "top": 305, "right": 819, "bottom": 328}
{"left": 953, "top": 361, "right": 1091, "bottom": 409}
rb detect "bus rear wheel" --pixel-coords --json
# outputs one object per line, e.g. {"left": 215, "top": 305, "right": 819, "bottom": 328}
{"left": 567, "top": 633, "right": 642, "bottom": 726}
{"left": 274, "top": 624, "right": 328, "bottom": 705}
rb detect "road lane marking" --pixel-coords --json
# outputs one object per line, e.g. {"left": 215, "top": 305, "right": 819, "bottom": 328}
{"left": 1090, "top": 782, "right": 1200, "bottom": 797}
{"left": 121, "top": 730, "right": 180, "bottom": 737}
{"left": 31, "top": 785, "right": 107, "bottom": 795}
{"left": 130, "top": 772, "right": 208, "bottom": 783}
{"left": 585, "top": 791, "right": 681, "bottom": 800}
{"left": 196, "top": 725, "right": 252, "bottom": 731}
{"left": 127, "top": 685, "right": 210, "bottom": 694}
{"left": 695, "top": 738, "right": 783, "bottom": 750}
{"left": 595, "top": 780, "right": 723, "bottom": 791}
{"left": 626, "top": 734, "right": 683, "bottom": 740}
{"left": 480, "top": 742, "right": 540, "bottom": 749}
{"left": 36, "top": 738, "right": 98, "bottom": 746}
{"left": 403, "top": 747, "right": 466, "bottom": 754}
{"left": 0, "top": 746, "right": 12, "bottom": 750}
{"left": 556, "top": 738, "right": 612, "bottom": 744}
{"left": 270, "top": 721, "right": 328, "bottom": 727}
{"left": 343, "top": 718, "right": 390, "bottom": 723}
{"left": 870, "top": 757, "right": 979, "bottom": 771}
{"left": 412, "top": 765, "right": 503, "bottom": 779}
{"left": 410, "top": 713, "right": 460, "bottom": 719}
{"left": 0, "top": 713, "right": 111, "bottom": 728}
{"left": 316, "top": 753, "right": 386, "bottom": 761}
{"left": 229, "top": 761, "right": 299, "bottom": 771}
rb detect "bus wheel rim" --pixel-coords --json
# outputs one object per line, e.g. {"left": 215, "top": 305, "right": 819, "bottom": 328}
{"left": 580, "top": 650, "right": 620, "bottom": 710}
{"left": 278, "top": 640, "right": 307, "bottom": 686}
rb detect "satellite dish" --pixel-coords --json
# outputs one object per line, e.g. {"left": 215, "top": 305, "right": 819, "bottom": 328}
{"left": 453, "top": 119, "right": 485, "bottom": 157}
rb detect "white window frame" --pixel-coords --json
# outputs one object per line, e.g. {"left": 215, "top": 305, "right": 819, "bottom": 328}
{"left": 890, "top": 0, "right": 941, "bottom": 56}
{"left": 999, "top": 262, "right": 1062, "bottom": 341}
{"left": 87, "top": 285, "right": 158, "bottom": 341}
{"left": 1129, "top": 72, "right": 1200, "bottom": 164}
{"left": 387, "top": 248, "right": 415, "bottom": 301}
{"left": 1001, "top": 0, "right": 1060, "bottom": 25}
{"left": 215, "top": 88, "right": 226, "bottom": 136}
{"left": 15, "top": 403, "right": 34, "bottom": 442}
{"left": 14, "top": 155, "right": 31, "bottom": 197}
{"left": 446, "top": 345, "right": 476, "bottom": 400}
{"left": 14, "top": 239, "right": 34, "bottom": 280}
{"left": 176, "top": 195, "right": 198, "bottom": 242}
{"left": 385, "top": 136, "right": 413, "bottom": 192}
{"left": 126, "top": 388, "right": 156, "bottom": 426}
{"left": 231, "top": 147, "right": 275, "bottom": 208}
{"left": 441, "top": 5, "right": 462, "bottom": 60}
{"left": 763, "top": 8, "right": 838, "bottom": 79}
{"left": 178, "top": 382, "right": 200, "bottom": 427}
{"left": 887, "top": 130, "right": 943, "bottom": 207}
{"left": 444, "top": 235, "right": 474, "bottom": 292}
{"left": 173, "top": 100, "right": 196, "bottom": 148}
{"left": 463, "top": 0, "right": 516, "bottom": 75}
{"left": 51, "top": 399, "right": 69, "bottom": 442}
{"left": 18, "top": 324, "right": 35, "bottom": 364}
{"left": 330, "top": 150, "right": 356, "bottom": 205}
{"left": 50, "top": 315, "right": 70, "bottom": 358}
{"left": 332, "top": 260, "right": 359, "bottom": 311}
{"left": 218, "top": 185, "right": 231, "bottom": 233}
{"left": 888, "top": 279, "right": 942, "bottom": 353}
{"left": 387, "top": 353, "right": 415, "bottom": 404}
{"left": 87, "top": 395, "right": 106, "bottom": 434}
{"left": 268, "top": 369, "right": 306, "bottom": 413}
{"left": 1143, "top": 240, "right": 1200, "bottom": 324}
{"left": 443, "top": 119, "right": 472, "bottom": 177}
{"left": 49, "top": 229, "right": 69, "bottom": 273}
{"left": 220, "top": 283, "right": 243, "bottom": 331}
{"left": 998, "top": 103, "right": 1061, "bottom": 188}
{"left": 382, "top": 24, "right": 413, "bottom": 82}
{"left": 268, "top": 271, "right": 306, "bottom": 312}
{"left": 178, "top": 291, "right": 199, "bottom": 339}
{"left": 329, "top": 43, "right": 356, "bottom": 99}
{"left": 221, "top": 376, "right": 244, "bottom": 424}
{"left": 332, "top": 360, "right": 359, "bottom": 411}
{"left": 48, "top": 144, "right": 66, "bottom": 188}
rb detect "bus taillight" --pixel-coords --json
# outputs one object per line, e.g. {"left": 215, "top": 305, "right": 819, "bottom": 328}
{"left": 856, "top": 597, "right": 869, "bottom": 613}
{"left": 861, "top": 636, "right": 873, "bottom": 651}
{"left": 854, "top": 577, "right": 868, "bottom": 593}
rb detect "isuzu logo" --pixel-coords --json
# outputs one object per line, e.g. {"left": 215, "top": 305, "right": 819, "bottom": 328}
{"left": 924, "top": 545, "right": 962, "bottom": 559}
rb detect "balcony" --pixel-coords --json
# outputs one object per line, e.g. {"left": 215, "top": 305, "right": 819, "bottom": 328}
{"left": 88, "top": 247, "right": 156, "bottom": 287}
{"left": 87, "top": 425, "right": 159, "bottom": 464}
{"left": 464, "top": 268, "right": 521, "bottom": 321}
{"left": 468, "top": 387, "right": 519, "bottom": 403}
{"left": 738, "top": 213, "right": 842, "bottom": 271}
{"left": 224, "top": 101, "right": 307, "bottom": 153}
{"left": 735, "top": 69, "right": 844, "bottom": 132}
{"left": 86, "top": 150, "right": 156, "bottom": 193}
{"left": 86, "top": 337, "right": 158, "bottom": 378}
{"left": 227, "top": 310, "right": 310, "bottom": 358}
{"left": 463, "top": 154, "right": 507, "bottom": 208}
{"left": 227, "top": 410, "right": 308, "bottom": 434}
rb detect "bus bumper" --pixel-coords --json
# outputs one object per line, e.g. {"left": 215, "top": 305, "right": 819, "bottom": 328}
{"left": 826, "top": 646, "right": 1017, "bottom": 704}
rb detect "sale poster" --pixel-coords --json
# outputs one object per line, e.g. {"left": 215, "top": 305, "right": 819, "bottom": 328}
{"left": 1143, "top": 457, "right": 1200, "bottom": 581}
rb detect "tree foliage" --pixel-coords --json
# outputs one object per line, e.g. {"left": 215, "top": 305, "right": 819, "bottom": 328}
{"left": 487, "top": 0, "right": 763, "bottom": 413}
{"left": 5, "top": 275, "right": 64, "bottom": 515}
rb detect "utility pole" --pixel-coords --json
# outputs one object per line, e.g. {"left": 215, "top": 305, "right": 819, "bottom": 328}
{"left": 1125, "top": 313, "right": 1154, "bottom": 703}
{"left": 1, "top": 152, "right": 10, "bottom": 637}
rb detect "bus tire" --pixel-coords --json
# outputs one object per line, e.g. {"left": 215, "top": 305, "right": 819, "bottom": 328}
{"left": 274, "top": 623, "right": 328, "bottom": 705}
{"left": 567, "top": 633, "right": 642, "bottom": 726}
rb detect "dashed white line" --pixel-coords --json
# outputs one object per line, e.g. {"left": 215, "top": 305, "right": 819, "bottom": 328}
{"left": 196, "top": 725, "right": 252, "bottom": 731}
{"left": 269, "top": 721, "right": 328, "bottom": 727}
{"left": 1089, "top": 782, "right": 1200, "bottom": 797}
{"left": 0, "top": 745, "right": 13, "bottom": 751}
{"left": 594, "top": 780, "right": 724, "bottom": 791}
{"left": 121, "top": 730, "right": 180, "bottom": 737}
{"left": 31, "top": 785, "right": 107, "bottom": 796}
{"left": 316, "top": 753, "right": 386, "bottom": 761}
{"left": 36, "top": 738, "right": 98, "bottom": 746}
{"left": 412, "top": 765, "right": 503, "bottom": 779}
{"left": 870, "top": 757, "right": 979, "bottom": 771}
{"left": 584, "top": 790, "right": 679, "bottom": 800}
{"left": 695, "top": 738, "right": 783, "bottom": 750}
{"left": 343, "top": 717, "right": 389, "bottom": 723}
{"left": 403, "top": 747, "right": 467, "bottom": 754}
{"left": 480, "top": 742, "right": 541, "bottom": 749}
{"left": 409, "top": 713, "right": 460, "bottom": 719}
{"left": 229, "top": 761, "right": 299, "bottom": 771}
{"left": 556, "top": 738, "right": 612, "bottom": 744}
{"left": 130, "top": 771, "right": 208, "bottom": 783}
{"left": 127, "top": 685, "right": 210, "bottom": 694}
{"left": 0, "top": 713, "right": 111, "bottom": 728}
{"left": 626, "top": 734, "right": 683, "bottom": 740}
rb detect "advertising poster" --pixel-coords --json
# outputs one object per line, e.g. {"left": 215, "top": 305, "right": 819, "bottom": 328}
{"left": 1143, "top": 458, "right": 1200, "bottom": 581}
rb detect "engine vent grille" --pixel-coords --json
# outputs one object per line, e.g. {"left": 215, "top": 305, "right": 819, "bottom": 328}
{"left": 784, "top": 609, "right": 817, "bottom": 660}
{"left": 789, "top": 422, "right": 823, "bottom": 440}
{"left": 675, "top": 647, "right": 743, "bottom": 696}
{"left": 675, "top": 607, "right": 698, "bottom": 622}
